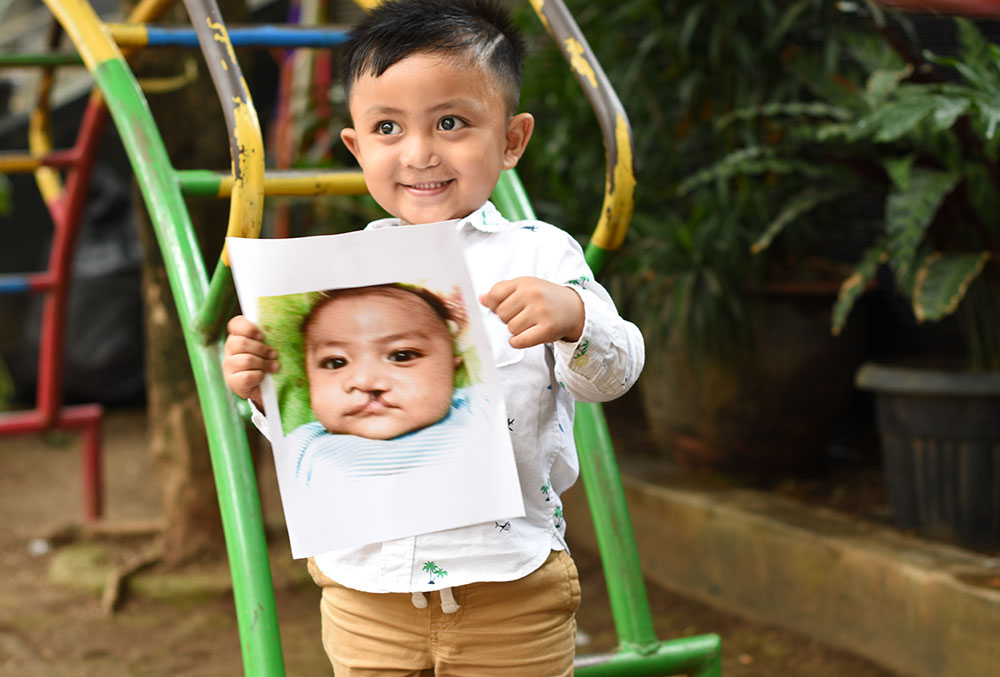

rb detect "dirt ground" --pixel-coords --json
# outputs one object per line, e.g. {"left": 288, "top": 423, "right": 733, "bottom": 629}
{"left": 0, "top": 406, "right": 902, "bottom": 676}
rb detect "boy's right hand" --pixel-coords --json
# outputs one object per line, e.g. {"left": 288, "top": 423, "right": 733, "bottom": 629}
{"left": 222, "top": 315, "right": 278, "bottom": 409}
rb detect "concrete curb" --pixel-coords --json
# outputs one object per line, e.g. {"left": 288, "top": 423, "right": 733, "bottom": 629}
{"left": 563, "top": 462, "right": 1000, "bottom": 677}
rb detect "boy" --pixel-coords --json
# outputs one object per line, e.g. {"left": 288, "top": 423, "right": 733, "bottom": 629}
{"left": 222, "top": 0, "right": 644, "bottom": 673}
{"left": 290, "top": 283, "right": 483, "bottom": 484}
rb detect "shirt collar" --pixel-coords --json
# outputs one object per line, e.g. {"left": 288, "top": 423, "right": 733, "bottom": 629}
{"left": 365, "top": 201, "right": 510, "bottom": 233}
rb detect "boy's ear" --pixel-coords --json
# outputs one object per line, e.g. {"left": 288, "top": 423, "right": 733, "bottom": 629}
{"left": 341, "top": 127, "right": 361, "bottom": 165}
{"left": 503, "top": 113, "right": 534, "bottom": 170}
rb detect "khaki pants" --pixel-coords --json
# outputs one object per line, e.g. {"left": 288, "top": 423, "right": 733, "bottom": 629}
{"left": 307, "top": 550, "right": 581, "bottom": 676}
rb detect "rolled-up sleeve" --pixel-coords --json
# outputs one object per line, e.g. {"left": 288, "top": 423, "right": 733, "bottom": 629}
{"left": 540, "top": 228, "right": 645, "bottom": 403}
{"left": 552, "top": 284, "right": 644, "bottom": 402}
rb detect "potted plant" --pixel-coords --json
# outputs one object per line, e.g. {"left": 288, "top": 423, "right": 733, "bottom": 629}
{"left": 516, "top": 0, "right": 888, "bottom": 473}
{"left": 692, "top": 12, "right": 1000, "bottom": 547}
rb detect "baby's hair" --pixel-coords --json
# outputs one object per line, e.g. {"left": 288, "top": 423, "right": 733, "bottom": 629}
{"left": 342, "top": 0, "right": 525, "bottom": 116}
{"left": 301, "top": 284, "right": 465, "bottom": 339}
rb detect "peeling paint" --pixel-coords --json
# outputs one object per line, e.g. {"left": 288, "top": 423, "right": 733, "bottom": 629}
{"left": 529, "top": 0, "right": 551, "bottom": 33}
{"left": 592, "top": 114, "right": 635, "bottom": 251}
{"left": 563, "top": 37, "right": 597, "bottom": 89}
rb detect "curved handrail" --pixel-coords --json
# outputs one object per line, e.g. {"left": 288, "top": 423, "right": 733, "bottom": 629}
{"left": 527, "top": 0, "right": 635, "bottom": 272}
{"left": 36, "top": 1, "right": 284, "bottom": 674}
{"left": 181, "top": 0, "right": 265, "bottom": 342}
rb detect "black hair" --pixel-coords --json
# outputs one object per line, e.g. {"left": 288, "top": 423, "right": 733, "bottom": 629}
{"left": 342, "top": 0, "right": 525, "bottom": 115}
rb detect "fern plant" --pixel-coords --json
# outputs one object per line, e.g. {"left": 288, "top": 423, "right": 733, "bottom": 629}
{"left": 701, "top": 16, "right": 1000, "bottom": 369}
{"left": 517, "top": 0, "right": 900, "bottom": 363}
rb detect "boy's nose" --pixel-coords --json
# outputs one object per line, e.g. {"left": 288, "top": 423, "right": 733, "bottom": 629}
{"left": 400, "top": 134, "right": 439, "bottom": 169}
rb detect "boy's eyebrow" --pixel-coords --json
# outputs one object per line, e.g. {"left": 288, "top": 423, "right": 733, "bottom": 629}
{"left": 360, "top": 98, "right": 484, "bottom": 119}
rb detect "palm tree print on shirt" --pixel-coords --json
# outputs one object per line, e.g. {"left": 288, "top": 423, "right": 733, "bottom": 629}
{"left": 541, "top": 481, "right": 551, "bottom": 501}
{"left": 554, "top": 506, "right": 564, "bottom": 529}
{"left": 422, "top": 561, "right": 448, "bottom": 585}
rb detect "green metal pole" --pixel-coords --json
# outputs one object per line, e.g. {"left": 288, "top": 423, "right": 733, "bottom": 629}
{"left": 90, "top": 57, "right": 285, "bottom": 676}
{"left": 492, "top": 169, "right": 536, "bottom": 221}
{"left": 574, "top": 401, "right": 658, "bottom": 648}
{"left": 176, "top": 168, "right": 225, "bottom": 196}
{"left": 576, "top": 634, "right": 723, "bottom": 677}
{"left": 0, "top": 52, "right": 84, "bottom": 66}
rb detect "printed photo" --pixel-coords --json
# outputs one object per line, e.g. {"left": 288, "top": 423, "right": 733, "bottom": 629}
{"left": 228, "top": 222, "right": 524, "bottom": 558}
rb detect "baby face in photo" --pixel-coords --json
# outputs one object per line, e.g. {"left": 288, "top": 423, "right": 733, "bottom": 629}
{"left": 303, "top": 285, "right": 461, "bottom": 440}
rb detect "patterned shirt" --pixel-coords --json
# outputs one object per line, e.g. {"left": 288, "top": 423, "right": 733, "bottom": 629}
{"left": 254, "top": 201, "right": 644, "bottom": 592}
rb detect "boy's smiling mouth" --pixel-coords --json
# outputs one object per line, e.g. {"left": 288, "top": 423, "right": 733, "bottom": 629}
{"left": 403, "top": 179, "right": 454, "bottom": 193}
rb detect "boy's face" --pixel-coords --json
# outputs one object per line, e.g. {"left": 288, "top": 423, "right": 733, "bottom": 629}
{"left": 341, "top": 52, "right": 534, "bottom": 225}
{"left": 304, "top": 289, "right": 461, "bottom": 440}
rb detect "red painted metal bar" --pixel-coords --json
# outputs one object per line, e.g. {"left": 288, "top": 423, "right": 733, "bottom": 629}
{"left": 0, "top": 90, "right": 109, "bottom": 522}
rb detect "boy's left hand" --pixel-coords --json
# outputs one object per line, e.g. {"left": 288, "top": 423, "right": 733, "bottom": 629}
{"left": 480, "top": 276, "right": 585, "bottom": 349}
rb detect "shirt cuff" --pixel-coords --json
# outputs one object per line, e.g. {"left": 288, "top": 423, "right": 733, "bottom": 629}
{"left": 552, "top": 287, "right": 627, "bottom": 395}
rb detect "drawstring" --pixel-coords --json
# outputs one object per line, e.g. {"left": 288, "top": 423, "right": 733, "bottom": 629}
{"left": 410, "top": 587, "right": 460, "bottom": 614}
{"left": 439, "top": 586, "right": 459, "bottom": 613}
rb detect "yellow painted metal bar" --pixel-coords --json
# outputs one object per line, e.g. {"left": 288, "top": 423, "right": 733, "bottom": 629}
{"left": 42, "top": 0, "right": 118, "bottom": 72}
{"left": 528, "top": 0, "right": 635, "bottom": 252}
{"left": 28, "top": 72, "right": 65, "bottom": 204}
{"left": 107, "top": 22, "right": 149, "bottom": 47}
{"left": 187, "top": 7, "right": 265, "bottom": 265}
{"left": 225, "top": 170, "right": 366, "bottom": 197}
{"left": 597, "top": 113, "right": 635, "bottom": 252}
{"left": 0, "top": 155, "right": 45, "bottom": 173}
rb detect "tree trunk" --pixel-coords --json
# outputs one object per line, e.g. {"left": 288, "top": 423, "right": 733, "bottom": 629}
{"left": 129, "top": 0, "right": 248, "bottom": 568}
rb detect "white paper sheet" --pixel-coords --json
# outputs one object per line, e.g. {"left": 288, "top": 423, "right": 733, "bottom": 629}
{"left": 228, "top": 222, "right": 524, "bottom": 558}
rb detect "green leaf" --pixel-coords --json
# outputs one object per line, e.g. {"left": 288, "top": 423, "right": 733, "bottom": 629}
{"left": 677, "top": 3, "right": 708, "bottom": 58}
{"left": 833, "top": 241, "right": 886, "bottom": 335}
{"left": 882, "top": 155, "right": 914, "bottom": 191}
{"left": 853, "top": 97, "right": 939, "bottom": 143}
{"left": 912, "top": 252, "right": 990, "bottom": 323}
{"left": 751, "top": 187, "right": 845, "bottom": 254}
{"left": 716, "top": 101, "right": 849, "bottom": 129}
{"left": 955, "top": 18, "right": 993, "bottom": 74}
{"left": 676, "top": 147, "right": 830, "bottom": 196}
{"left": 885, "top": 168, "right": 960, "bottom": 293}
{"left": 865, "top": 65, "right": 911, "bottom": 104}
{"left": 970, "top": 92, "right": 1000, "bottom": 141}
{"left": 764, "top": 0, "right": 809, "bottom": 49}
{"left": 930, "top": 95, "right": 969, "bottom": 131}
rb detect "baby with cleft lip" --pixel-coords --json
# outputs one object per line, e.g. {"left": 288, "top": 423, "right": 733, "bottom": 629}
{"left": 288, "top": 282, "right": 476, "bottom": 483}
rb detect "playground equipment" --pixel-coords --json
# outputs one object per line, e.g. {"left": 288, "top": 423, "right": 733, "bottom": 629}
{"left": 0, "top": 0, "right": 722, "bottom": 674}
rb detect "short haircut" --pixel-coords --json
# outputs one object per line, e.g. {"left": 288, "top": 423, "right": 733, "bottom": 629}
{"left": 342, "top": 0, "right": 525, "bottom": 115}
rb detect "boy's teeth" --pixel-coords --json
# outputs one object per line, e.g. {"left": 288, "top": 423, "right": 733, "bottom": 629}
{"left": 411, "top": 181, "right": 448, "bottom": 189}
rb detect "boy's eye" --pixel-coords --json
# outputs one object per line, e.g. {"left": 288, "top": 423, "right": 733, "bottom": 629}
{"left": 437, "top": 116, "right": 465, "bottom": 131}
{"left": 377, "top": 121, "right": 401, "bottom": 135}
{"left": 388, "top": 349, "right": 421, "bottom": 363}
{"left": 320, "top": 357, "right": 347, "bottom": 369}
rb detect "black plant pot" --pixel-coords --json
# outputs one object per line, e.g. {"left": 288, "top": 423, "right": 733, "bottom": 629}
{"left": 856, "top": 363, "right": 1000, "bottom": 549}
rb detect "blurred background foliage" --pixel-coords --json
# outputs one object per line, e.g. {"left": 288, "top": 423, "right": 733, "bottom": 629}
{"left": 513, "top": 0, "right": 999, "bottom": 370}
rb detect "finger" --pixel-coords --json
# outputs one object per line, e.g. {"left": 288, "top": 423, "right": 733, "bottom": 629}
{"left": 503, "top": 309, "right": 536, "bottom": 338}
{"left": 480, "top": 279, "right": 517, "bottom": 312}
{"left": 225, "top": 352, "right": 278, "bottom": 374}
{"left": 225, "top": 334, "right": 277, "bottom": 359}
{"left": 227, "top": 315, "right": 263, "bottom": 341}
{"left": 508, "top": 323, "right": 550, "bottom": 350}
{"left": 227, "top": 371, "right": 267, "bottom": 399}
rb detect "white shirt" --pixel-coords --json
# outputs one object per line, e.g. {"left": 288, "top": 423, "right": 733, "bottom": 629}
{"left": 256, "top": 201, "right": 644, "bottom": 592}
